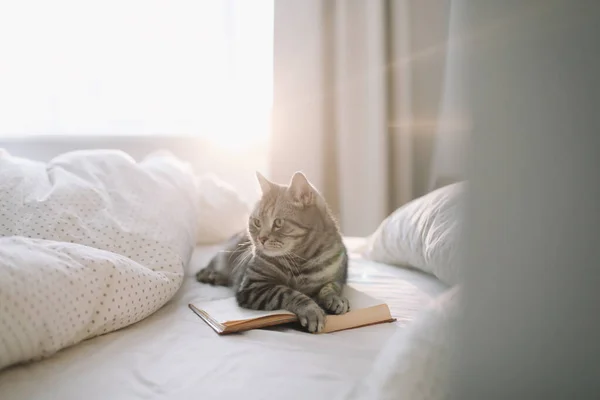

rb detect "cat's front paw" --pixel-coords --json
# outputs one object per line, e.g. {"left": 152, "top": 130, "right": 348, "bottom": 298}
{"left": 196, "top": 267, "right": 215, "bottom": 284}
{"left": 320, "top": 293, "right": 350, "bottom": 315}
{"left": 196, "top": 267, "right": 228, "bottom": 286}
{"left": 296, "top": 302, "right": 326, "bottom": 333}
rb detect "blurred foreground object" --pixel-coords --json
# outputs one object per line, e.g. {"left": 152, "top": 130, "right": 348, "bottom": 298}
{"left": 453, "top": 0, "right": 600, "bottom": 398}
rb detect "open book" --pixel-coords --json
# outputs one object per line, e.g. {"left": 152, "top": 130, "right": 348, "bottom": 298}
{"left": 188, "top": 286, "right": 395, "bottom": 334}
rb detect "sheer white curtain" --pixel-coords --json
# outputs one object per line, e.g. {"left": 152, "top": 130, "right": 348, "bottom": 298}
{"left": 0, "top": 0, "right": 273, "bottom": 150}
{"left": 271, "top": 0, "right": 449, "bottom": 236}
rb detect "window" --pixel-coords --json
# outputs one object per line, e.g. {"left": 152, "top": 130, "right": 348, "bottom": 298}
{"left": 0, "top": 0, "right": 273, "bottom": 149}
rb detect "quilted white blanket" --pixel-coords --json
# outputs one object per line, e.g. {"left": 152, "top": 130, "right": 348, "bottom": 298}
{"left": 0, "top": 149, "right": 246, "bottom": 370}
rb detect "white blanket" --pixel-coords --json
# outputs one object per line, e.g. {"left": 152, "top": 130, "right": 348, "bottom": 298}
{"left": 0, "top": 149, "right": 245, "bottom": 370}
{"left": 344, "top": 286, "right": 460, "bottom": 400}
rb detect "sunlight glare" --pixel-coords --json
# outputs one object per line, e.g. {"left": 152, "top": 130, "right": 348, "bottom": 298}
{"left": 0, "top": 0, "right": 273, "bottom": 150}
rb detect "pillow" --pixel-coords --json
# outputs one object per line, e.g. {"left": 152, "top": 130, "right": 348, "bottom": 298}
{"left": 363, "top": 182, "right": 466, "bottom": 285}
{"left": 195, "top": 174, "right": 250, "bottom": 244}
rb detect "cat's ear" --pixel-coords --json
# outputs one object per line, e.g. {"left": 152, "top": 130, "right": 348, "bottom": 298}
{"left": 288, "top": 171, "right": 315, "bottom": 206}
{"left": 256, "top": 171, "right": 274, "bottom": 194}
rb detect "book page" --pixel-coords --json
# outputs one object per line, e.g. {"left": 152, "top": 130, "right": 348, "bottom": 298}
{"left": 191, "top": 285, "right": 384, "bottom": 325}
{"left": 192, "top": 297, "right": 294, "bottom": 324}
{"left": 342, "top": 285, "right": 384, "bottom": 309}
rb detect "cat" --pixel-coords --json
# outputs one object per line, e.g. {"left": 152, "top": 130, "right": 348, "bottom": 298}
{"left": 196, "top": 171, "right": 349, "bottom": 333}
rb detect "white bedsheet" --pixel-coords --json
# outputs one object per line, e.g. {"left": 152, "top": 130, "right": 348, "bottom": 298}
{"left": 0, "top": 240, "right": 447, "bottom": 400}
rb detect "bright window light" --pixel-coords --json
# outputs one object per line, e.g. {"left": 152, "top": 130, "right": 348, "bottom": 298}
{"left": 0, "top": 0, "right": 273, "bottom": 149}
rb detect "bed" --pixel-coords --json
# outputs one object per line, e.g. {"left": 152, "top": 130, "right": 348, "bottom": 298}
{"left": 0, "top": 238, "right": 447, "bottom": 400}
{"left": 0, "top": 149, "right": 453, "bottom": 399}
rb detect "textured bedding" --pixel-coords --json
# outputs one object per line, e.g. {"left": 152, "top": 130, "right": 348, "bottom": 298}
{"left": 0, "top": 240, "right": 447, "bottom": 400}
{"left": 0, "top": 149, "right": 247, "bottom": 370}
{"left": 364, "top": 182, "right": 466, "bottom": 286}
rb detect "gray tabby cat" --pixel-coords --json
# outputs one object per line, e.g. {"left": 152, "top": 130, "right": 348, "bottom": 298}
{"left": 196, "top": 171, "right": 349, "bottom": 333}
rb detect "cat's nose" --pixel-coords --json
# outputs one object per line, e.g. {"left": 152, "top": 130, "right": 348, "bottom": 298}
{"left": 258, "top": 236, "right": 268, "bottom": 244}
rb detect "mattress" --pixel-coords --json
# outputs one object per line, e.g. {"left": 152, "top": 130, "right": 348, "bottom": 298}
{"left": 0, "top": 238, "right": 447, "bottom": 400}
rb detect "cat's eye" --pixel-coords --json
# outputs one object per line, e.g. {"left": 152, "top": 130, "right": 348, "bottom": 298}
{"left": 253, "top": 218, "right": 261, "bottom": 228}
{"left": 273, "top": 218, "right": 283, "bottom": 229}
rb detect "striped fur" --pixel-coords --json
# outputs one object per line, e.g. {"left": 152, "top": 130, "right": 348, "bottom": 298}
{"left": 196, "top": 172, "right": 349, "bottom": 333}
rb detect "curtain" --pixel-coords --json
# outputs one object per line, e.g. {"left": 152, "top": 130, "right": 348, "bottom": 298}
{"left": 428, "top": 0, "right": 470, "bottom": 191}
{"left": 271, "top": 0, "right": 449, "bottom": 236}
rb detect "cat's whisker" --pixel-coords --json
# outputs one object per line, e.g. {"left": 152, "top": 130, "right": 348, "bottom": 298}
{"left": 231, "top": 247, "right": 252, "bottom": 271}
{"left": 236, "top": 249, "right": 252, "bottom": 268}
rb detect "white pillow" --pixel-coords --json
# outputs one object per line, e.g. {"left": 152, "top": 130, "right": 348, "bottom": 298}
{"left": 363, "top": 182, "right": 466, "bottom": 285}
{"left": 195, "top": 174, "right": 250, "bottom": 244}
{"left": 144, "top": 151, "right": 249, "bottom": 244}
